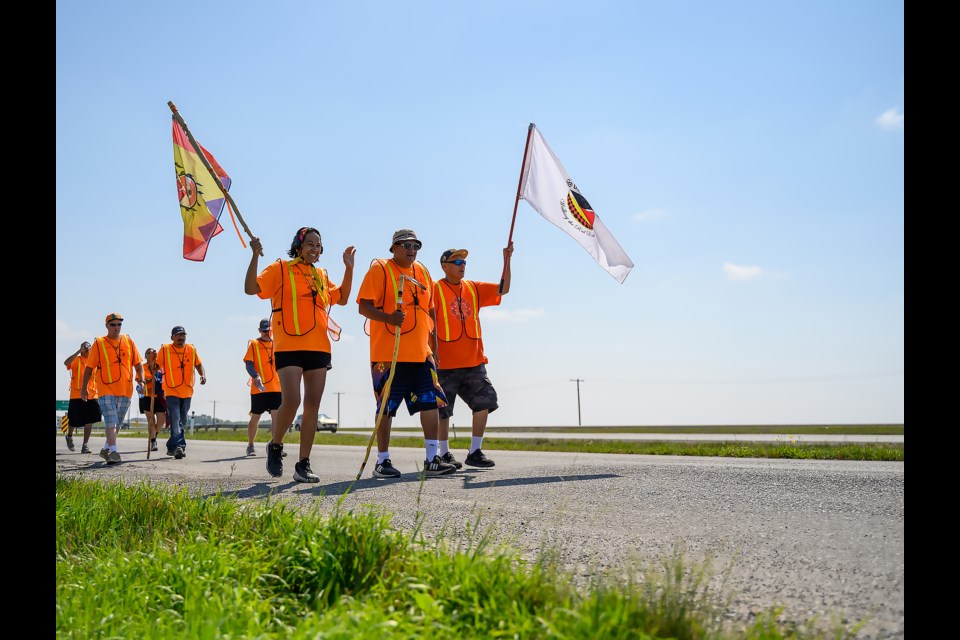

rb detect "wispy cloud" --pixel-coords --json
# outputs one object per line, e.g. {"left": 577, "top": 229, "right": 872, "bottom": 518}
{"left": 632, "top": 208, "right": 667, "bottom": 222}
{"left": 482, "top": 308, "right": 545, "bottom": 322}
{"left": 875, "top": 108, "right": 904, "bottom": 130}
{"left": 723, "top": 262, "right": 762, "bottom": 281}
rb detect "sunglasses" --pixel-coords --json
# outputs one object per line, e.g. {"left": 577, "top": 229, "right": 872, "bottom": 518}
{"left": 395, "top": 242, "right": 421, "bottom": 250}
{"left": 108, "top": 322, "right": 122, "bottom": 327}
{"left": 444, "top": 259, "right": 467, "bottom": 266}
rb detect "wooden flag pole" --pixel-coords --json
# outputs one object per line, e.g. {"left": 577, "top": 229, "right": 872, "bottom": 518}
{"left": 357, "top": 275, "right": 405, "bottom": 480}
{"left": 500, "top": 122, "right": 535, "bottom": 294}
{"left": 167, "top": 101, "right": 257, "bottom": 245}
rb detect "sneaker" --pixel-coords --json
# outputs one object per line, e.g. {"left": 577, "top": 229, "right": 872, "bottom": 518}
{"left": 166, "top": 448, "right": 175, "bottom": 457}
{"left": 150, "top": 439, "right": 158, "bottom": 452}
{"left": 106, "top": 450, "right": 122, "bottom": 464}
{"left": 174, "top": 446, "right": 185, "bottom": 459}
{"left": 373, "top": 458, "right": 401, "bottom": 479}
{"left": 81, "top": 443, "right": 91, "bottom": 454}
{"left": 266, "top": 442, "right": 283, "bottom": 477}
{"left": 440, "top": 451, "right": 462, "bottom": 469}
{"left": 423, "top": 455, "right": 457, "bottom": 477}
{"left": 293, "top": 458, "right": 320, "bottom": 483}
{"left": 246, "top": 444, "right": 256, "bottom": 456}
{"left": 464, "top": 449, "right": 495, "bottom": 468}
{"left": 65, "top": 435, "right": 75, "bottom": 451}
{"left": 282, "top": 450, "right": 288, "bottom": 458}
{"left": 99, "top": 448, "right": 110, "bottom": 461}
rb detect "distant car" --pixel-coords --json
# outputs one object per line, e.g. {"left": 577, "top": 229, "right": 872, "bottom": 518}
{"left": 293, "top": 413, "right": 338, "bottom": 433}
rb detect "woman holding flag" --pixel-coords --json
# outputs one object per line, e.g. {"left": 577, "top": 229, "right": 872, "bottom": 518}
{"left": 244, "top": 227, "right": 355, "bottom": 483}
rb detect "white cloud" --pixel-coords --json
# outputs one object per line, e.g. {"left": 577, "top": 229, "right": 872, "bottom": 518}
{"left": 632, "top": 208, "right": 667, "bottom": 222}
{"left": 723, "top": 262, "right": 762, "bottom": 281}
{"left": 875, "top": 108, "right": 904, "bottom": 130}
{"left": 482, "top": 308, "right": 546, "bottom": 322}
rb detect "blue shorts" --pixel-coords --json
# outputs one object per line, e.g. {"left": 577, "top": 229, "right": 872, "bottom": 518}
{"left": 370, "top": 359, "right": 448, "bottom": 417}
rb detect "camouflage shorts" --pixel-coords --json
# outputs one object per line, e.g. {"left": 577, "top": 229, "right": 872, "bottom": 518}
{"left": 436, "top": 364, "right": 499, "bottom": 419}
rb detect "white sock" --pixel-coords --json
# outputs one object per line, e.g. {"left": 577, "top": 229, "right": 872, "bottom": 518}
{"left": 438, "top": 440, "right": 449, "bottom": 455}
{"left": 377, "top": 451, "right": 391, "bottom": 464}
{"left": 425, "top": 439, "right": 439, "bottom": 461}
{"left": 470, "top": 436, "right": 483, "bottom": 454}
{"left": 109, "top": 444, "right": 118, "bottom": 452}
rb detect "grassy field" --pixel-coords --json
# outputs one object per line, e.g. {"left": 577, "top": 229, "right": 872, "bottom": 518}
{"left": 114, "top": 425, "right": 904, "bottom": 461}
{"left": 56, "top": 475, "right": 863, "bottom": 639}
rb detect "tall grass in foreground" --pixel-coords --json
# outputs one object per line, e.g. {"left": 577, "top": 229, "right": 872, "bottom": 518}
{"left": 56, "top": 476, "right": 861, "bottom": 639}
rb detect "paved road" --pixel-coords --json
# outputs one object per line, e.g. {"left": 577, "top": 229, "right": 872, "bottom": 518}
{"left": 55, "top": 438, "right": 904, "bottom": 639}
{"left": 350, "top": 430, "right": 904, "bottom": 444}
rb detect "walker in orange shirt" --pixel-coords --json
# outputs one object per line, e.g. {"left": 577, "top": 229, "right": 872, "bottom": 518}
{"left": 138, "top": 347, "right": 167, "bottom": 453}
{"left": 356, "top": 228, "right": 456, "bottom": 479}
{"left": 432, "top": 242, "right": 514, "bottom": 468}
{"left": 63, "top": 340, "right": 102, "bottom": 454}
{"left": 157, "top": 326, "right": 206, "bottom": 459}
{"left": 243, "top": 318, "right": 283, "bottom": 456}
{"left": 80, "top": 313, "right": 144, "bottom": 464}
{"left": 244, "top": 227, "right": 355, "bottom": 483}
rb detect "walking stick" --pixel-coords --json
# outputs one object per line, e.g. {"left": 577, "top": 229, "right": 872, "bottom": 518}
{"left": 357, "top": 275, "right": 405, "bottom": 480}
{"left": 146, "top": 364, "right": 156, "bottom": 460}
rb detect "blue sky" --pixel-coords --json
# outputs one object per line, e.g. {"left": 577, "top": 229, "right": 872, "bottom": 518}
{"left": 56, "top": 0, "right": 903, "bottom": 427}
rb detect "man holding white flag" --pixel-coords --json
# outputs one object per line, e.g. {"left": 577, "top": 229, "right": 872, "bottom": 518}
{"left": 519, "top": 124, "right": 634, "bottom": 283}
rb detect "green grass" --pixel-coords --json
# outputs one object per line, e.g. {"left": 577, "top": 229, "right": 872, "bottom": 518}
{"left": 118, "top": 430, "right": 904, "bottom": 461}
{"left": 56, "top": 476, "right": 862, "bottom": 639}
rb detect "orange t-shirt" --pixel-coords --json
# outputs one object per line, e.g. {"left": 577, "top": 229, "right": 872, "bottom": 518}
{"left": 84, "top": 335, "right": 141, "bottom": 398}
{"left": 140, "top": 360, "right": 162, "bottom": 399}
{"left": 158, "top": 343, "right": 203, "bottom": 399}
{"left": 356, "top": 259, "right": 435, "bottom": 363}
{"left": 432, "top": 279, "right": 502, "bottom": 369}
{"left": 66, "top": 356, "right": 98, "bottom": 400}
{"left": 256, "top": 259, "right": 343, "bottom": 353}
{"left": 244, "top": 338, "right": 281, "bottom": 394}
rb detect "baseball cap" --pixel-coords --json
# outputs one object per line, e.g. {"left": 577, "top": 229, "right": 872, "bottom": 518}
{"left": 171, "top": 325, "right": 187, "bottom": 336}
{"left": 105, "top": 312, "right": 123, "bottom": 323}
{"left": 441, "top": 248, "right": 468, "bottom": 263}
{"left": 259, "top": 318, "right": 271, "bottom": 332}
{"left": 390, "top": 229, "right": 421, "bottom": 251}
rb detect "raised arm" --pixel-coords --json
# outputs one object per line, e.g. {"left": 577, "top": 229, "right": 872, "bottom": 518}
{"left": 245, "top": 237, "right": 263, "bottom": 295}
{"left": 336, "top": 246, "right": 356, "bottom": 305}
{"left": 499, "top": 241, "right": 514, "bottom": 295}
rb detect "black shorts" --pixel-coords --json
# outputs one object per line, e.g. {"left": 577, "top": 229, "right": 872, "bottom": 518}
{"left": 250, "top": 391, "right": 282, "bottom": 415}
{"left": 139, "top": 395, "right": 167, "bottom": 414}
{"left": 275, "top": 350, "right": 332, "bottom": 371}
{"left": 436, "top": 364, "right": 499, "bottom": 419}
{"left": 67, "top": 398, "right": 102, "bottom": 426}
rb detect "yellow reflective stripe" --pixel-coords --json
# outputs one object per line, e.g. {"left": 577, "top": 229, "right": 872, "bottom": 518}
{"left": 435, "top": 285, "right": 450, "bottom": 340}
{"left": 383, "top": 260, "right": 400, "bottom": 310}
{"left": 467, "top": 281, "right": 480, "bottom": 337}
{"left": 72, "top": 360, "right": 81, "bottom": 389}
{"left": 310, "top": 265, "right": 329, "bottom": 307}
{"left": 253, "top": 341, "right": 264, "bottom": 377}
{"left": 97, "top": 337, "right": 115, "bottom": 383}
{"left": 285, "top": 260, "right": 302, "bottom": 335}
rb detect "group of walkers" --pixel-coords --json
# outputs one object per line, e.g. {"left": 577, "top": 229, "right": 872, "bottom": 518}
{"left": 63, "top": 226, "right": 513, "bottom": 483}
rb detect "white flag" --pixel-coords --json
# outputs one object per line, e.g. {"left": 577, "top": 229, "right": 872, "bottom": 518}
{"left": 519, "top": 125, "right": 634, "bottom": 283}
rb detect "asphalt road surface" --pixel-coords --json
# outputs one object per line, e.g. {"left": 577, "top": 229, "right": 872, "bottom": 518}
{"left": 55, "top": 438, "right": 904, "bottom": 639}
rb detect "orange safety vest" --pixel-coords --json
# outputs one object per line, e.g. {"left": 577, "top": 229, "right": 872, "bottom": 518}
{"left": 95, "top": 335, "right": 133, "bottom": 385}
{"left": 160, "top": 343, "right": 197, "bottom": 390}
{"left": 364, "top": 259, "right": 431, "bottom": 336}
{"left": 434, "top": 279, "right": 482, "bottom": 343}
{"left": 248, "top": 339, "right": 276, "bottom": 383}
{"left": 271, "top": 259, "right": 330, "bottom": 337}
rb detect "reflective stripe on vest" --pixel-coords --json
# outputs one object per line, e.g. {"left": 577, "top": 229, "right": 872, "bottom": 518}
{"left": 161, "top": 344, "right": 195, "bottom": 389}
{"left": 251, "top": 340, "right": 275, "bottom": 382}
{"left": 277, "top": 259, "right": 329, "bottom": 336}
{"left": 435, "top": 280, "right": 481, "bottom": 342}
{"left": 380, "top": 259, "right": 429, "bottom": 335}
{"left": 96, "top": 335, "right": 131, "bottom": 384}
{"left": 71, "top": 358, "right": 85, "bottom": 390}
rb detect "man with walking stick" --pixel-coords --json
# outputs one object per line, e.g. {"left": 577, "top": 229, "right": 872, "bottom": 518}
{"left": 356, "top": 229, "right": 456, "bottom": 479}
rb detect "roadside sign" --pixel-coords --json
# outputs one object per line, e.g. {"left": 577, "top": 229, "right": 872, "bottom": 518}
{"left": 56, "top": 400, "right": 69, "bottom": 411}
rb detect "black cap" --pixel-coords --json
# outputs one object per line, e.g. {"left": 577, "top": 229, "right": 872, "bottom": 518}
{"left": 259, "top": 319, "right": 271, "bottom": 332}
{"left": 171, "top": 325, "right": 186, "bottom": 336}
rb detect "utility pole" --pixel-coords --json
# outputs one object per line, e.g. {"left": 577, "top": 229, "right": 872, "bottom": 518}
{"left": 570, "top": 379, "right": 584, "bottom": 426}
{"left": 211, "top": 400, "right": 218, "bottom": 427}
{"left": 334, "top": 392, "right": 344, "bottom": 427}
